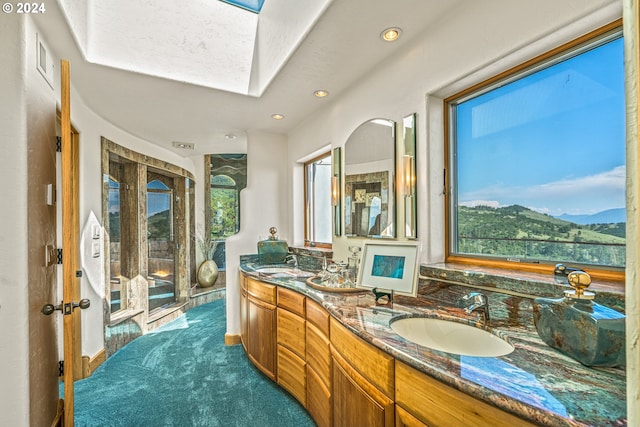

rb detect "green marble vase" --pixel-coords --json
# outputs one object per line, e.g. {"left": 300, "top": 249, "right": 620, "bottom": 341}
{"left": 532, "top": 271, "right": 625, "bottom": 368}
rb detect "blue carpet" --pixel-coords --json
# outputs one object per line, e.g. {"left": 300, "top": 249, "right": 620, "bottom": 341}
{"left": 72, "top": 300, "right": 316, "bottom": 426}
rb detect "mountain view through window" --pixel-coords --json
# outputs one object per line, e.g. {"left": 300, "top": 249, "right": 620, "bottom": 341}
{"left": 449, "top": 31, "right": 625, "bottom": 268}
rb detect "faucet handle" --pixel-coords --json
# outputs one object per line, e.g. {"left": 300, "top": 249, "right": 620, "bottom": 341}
{"left": 457, "top": 292, "right": 483, "bottom": 305}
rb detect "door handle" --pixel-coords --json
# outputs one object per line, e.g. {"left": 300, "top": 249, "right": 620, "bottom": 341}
{"left": 41, "top": 299, "right": 91, "bottom": 316}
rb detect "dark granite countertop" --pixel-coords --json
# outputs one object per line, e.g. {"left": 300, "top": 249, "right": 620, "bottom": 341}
{"left": 240, "top": 261, "right": 627, "bottom": 427}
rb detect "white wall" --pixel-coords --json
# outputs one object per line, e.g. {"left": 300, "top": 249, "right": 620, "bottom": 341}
{"left": 623, "top": 0, "right": 639, "bottom": 422}
{"left": 71, "top": 88, "right": 197, "bottom": 357}
{"left": 225, "top": 131, "right": 289, "bottom": 335}
{"left": 0, "top": 16, "right": 31, "bottom": 427}
{"left": 288, "top": 0, "right": 622, "bottom": 262}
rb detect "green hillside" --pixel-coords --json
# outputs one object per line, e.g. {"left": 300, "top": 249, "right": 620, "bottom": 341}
{"left": 457, "top": 205, "right": 625, "bottom": 266}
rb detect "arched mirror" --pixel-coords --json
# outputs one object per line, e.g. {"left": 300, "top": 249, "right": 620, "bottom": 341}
{"left": 344, "top": 118, "right": 396, "bottom": 238}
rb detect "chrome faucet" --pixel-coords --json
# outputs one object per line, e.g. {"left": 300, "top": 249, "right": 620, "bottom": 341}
{"left": 458, "top": 292, "right": 490, "bottom": 324}
{"left": 285, "top": 253, "right": 298, "bottom": 268}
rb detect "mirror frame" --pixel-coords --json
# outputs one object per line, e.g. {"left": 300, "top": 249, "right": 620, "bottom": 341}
{"left": 333, "top": 147, "right": 342, "bottom": 236}
{"left": 403, "top": 113, "right": 417, "bottom": 239}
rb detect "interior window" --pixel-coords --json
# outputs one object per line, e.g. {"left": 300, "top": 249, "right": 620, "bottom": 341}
{"left": 207, "top": 154, "right": 247, "bottom": 274}
{"left": 445, "top": 24, "right": 625, "bottom": 276}
{"left": 305, "top": 152, "right": 332, "bottom": 245}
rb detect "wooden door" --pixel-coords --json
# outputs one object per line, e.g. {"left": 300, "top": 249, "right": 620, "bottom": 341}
{"left": 60, "top": 59, "right": 82, "bottom": 427}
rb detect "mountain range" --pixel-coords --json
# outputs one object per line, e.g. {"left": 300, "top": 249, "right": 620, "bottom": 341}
{"left": 555, "top": 208, "right": 625, "bottom": 225}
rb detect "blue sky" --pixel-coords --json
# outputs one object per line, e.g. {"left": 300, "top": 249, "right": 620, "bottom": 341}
{"left": 456, "top": 37, "right": 625, "bottom": 217}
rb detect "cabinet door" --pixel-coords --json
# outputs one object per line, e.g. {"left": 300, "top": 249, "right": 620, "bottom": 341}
{"left": 247, "top": 295, "right": 276, "bottom": 381}
{"left": 396, "top": 405, "right": 429, "bottom": 427}
{"left": 332, "top": 351, "right": 394, "bottom": 427}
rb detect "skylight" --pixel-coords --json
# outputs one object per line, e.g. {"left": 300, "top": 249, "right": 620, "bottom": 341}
{"left": 221, "top": 0, "right": 266, "bottom": 13}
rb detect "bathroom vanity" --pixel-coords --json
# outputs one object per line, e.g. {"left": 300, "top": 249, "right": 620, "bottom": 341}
{"left": 238, "top": 261, "right": 626, "bottom": 427}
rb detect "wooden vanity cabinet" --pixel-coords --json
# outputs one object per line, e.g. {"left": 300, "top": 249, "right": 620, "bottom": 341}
{"left": 305, "top": 299, "right": 332, "bottom": 427}
{"left": 395, "top": 361, "right": 536, "bottom": 427}
{"left": 330, "top": 317, "right": 395, "bottom": 427}
{"left": 276, "top": 288, "right": 307, "bottom": 406}
{"left": 239, "top": 276, "right": 539, "bottom": 427}
{"left": 246, "top": 277, "right": 277, "bottom": 381}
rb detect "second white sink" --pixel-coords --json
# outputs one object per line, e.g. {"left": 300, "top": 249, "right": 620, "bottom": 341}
{"left": 390, "top": 317, "right": 514, "bottom": 357}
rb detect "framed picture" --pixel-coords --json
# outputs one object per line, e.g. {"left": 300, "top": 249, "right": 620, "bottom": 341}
{"left": 356, "top": 241, "right": 419, "bottom": 296}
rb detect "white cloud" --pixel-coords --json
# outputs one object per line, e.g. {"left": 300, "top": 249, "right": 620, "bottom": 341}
{"left": 460, "top": 166, "right": 625, "bottom": 215}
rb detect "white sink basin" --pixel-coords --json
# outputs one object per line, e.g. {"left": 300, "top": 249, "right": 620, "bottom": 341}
{"left": 390, "top": 317, "right": 514, "bottom": 357}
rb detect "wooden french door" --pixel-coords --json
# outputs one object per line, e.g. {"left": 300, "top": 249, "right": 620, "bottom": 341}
{"left": 60, "top": 59, "right": 82, "bottom": 427}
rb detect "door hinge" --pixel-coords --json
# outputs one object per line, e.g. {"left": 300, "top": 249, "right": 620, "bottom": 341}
{"left": 58, "top": 360, "right": 64, "bottom": 376}
{"left": 57, "top": 248, "right": 63, "bottom": 264}
{"left": 55, "top": 136, "right": 62, "bottom": 152}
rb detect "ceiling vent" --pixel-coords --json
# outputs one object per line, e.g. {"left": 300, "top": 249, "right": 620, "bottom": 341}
{"left": 172, "top": 141, "right": 195, "bottom": 150}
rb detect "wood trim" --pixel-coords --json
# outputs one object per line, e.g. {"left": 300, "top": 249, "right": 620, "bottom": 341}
{"left": 443, "top": 20, "right": 625, "bottom": 283}
{"left": 81, "top": 349, "right": 107, "bottom": 378}
{"left": 444, "top": 20, "right": 622, "bottom": 104}
{"left": 303, "top": 151, "right": 332, "bottom": 244}
{"left": 60, "top": 59, "right": 77, "bottom": 427}
{"left": 224, "top": 333, "right": 242, "bottom": 346}
{"left": 101, "top": 137, "right": 195, "bottom": 180}
{"left": 50, "top": 399, "right": 64, "bottom": 427}
{"left": 446, "top": 255, "right": 625, "bottom": 284}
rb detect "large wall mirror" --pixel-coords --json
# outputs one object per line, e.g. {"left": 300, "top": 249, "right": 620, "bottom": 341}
{"left": 344, "top": 118, "right": 396, "bottom": 238}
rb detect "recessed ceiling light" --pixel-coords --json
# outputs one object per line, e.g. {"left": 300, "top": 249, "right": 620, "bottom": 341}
{"left": 271, "top": 114, "right": 285, "bottom": 120}
{"left": 172, "top": 141, "right": 195, "bottom": 150}
{"left": 225, "top": 133, "right": 236, "bottom": 140}
{"left": 380, "top": 27, "right": 402, "bottom": 42}
{"left": 314, "top": 90, "right": 329, "bottom": 98}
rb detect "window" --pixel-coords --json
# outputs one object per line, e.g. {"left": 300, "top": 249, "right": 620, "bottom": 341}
{"left": 446, "top": 23, "right": 625, "bottom": 277}
{"left": 207, "top": 154, "right": 247, "bottom": 271}
{"left": 305, "top": 152, "right": 332, "bottom": 245}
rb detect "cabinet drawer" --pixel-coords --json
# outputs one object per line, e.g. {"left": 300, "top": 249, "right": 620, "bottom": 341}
{"left": 247, "top": 278, "right": 276, "bottom": 305}
{"left": 278, "top": 287, "right": 306, "bottom": 316}
{"left": 277, "top": 308, "right": 306, "bottom": 358}
{"left": 307, "top": 364, "right": 332, "bottom": 427}
{"left": 306, "top": 299, "right": 329, "bottom": 335}
{"left": 277, "top": 344, "right": 306, "bottom": 406}
{"left": 395, "top": 361, "right": 537, "bottom": 427}
{"left": 330, "top": 317, "right": 394, "bottom": 398}
{"left": 306, "top": 322, "right": 331, "bottom": 387}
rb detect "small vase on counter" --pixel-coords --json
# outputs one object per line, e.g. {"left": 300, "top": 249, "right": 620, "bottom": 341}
{"left": 533, "top": 270, "right": 625, "bottom": 368}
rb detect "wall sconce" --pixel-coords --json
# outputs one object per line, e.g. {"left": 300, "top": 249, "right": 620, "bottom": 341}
{"left": 333, "top": 147, "right": 342, "bottom": 236}
{"left": 403, "top": 154, "right": 415, "bottom": 197}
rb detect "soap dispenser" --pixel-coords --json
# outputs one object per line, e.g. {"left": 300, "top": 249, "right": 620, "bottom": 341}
{"left": 257, "top": 226, "right": 290, "bottom": 264}
{"left": 533, "top": 271, "right": 625, "bottom": 368}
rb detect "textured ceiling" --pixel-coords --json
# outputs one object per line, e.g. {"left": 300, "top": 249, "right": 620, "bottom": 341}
{"left": 33, "top": 0, "right": 464, "bottom": 156}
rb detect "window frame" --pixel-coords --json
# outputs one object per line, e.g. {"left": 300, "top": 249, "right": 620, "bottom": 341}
{"left": 304, "top": 151, "right": 333, "bottom": 248}
{"left": 443, "top": 20, "right": 625, "bottom": 283}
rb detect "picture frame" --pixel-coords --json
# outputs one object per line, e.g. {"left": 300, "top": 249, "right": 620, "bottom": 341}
{"left": 356, "top": 241, "right": 420, "bottom": 297}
